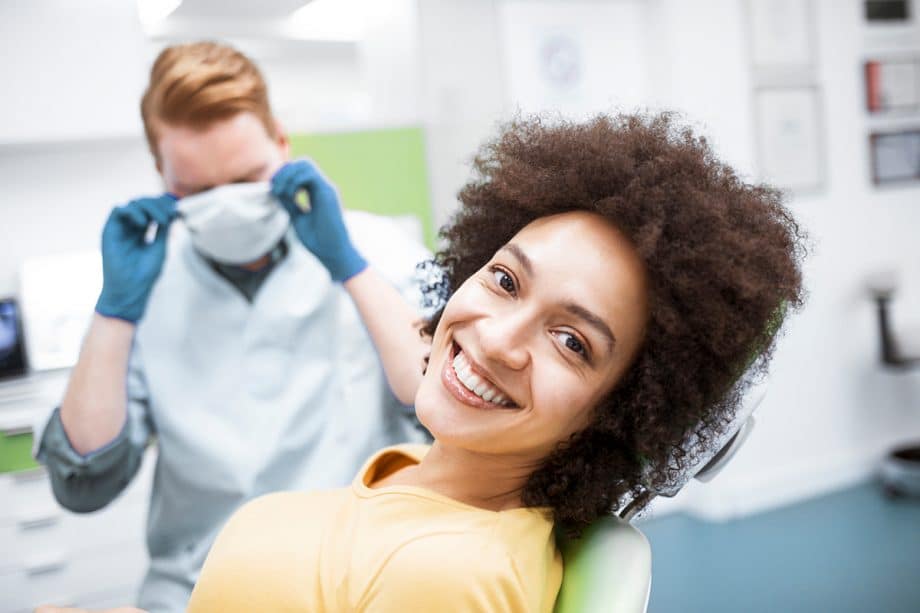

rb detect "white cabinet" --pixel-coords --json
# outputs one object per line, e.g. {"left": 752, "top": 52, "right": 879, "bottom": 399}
{"left": 0, "top": 539, "right": 148, "bottom": 613}
{"left": 0, "top": 374, "right": 154, "bottom": 612}
{"left": 0, "top": 0, "right": 149, "bottom": 145}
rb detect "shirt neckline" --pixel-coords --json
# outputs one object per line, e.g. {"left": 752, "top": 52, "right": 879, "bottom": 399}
{"left": 352, "top": 444, "right": 554, "bottom": 520}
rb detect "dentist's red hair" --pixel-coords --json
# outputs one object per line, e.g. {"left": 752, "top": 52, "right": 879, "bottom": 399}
{"left": 140, "top": 41, "right": 279, "bottom": 161}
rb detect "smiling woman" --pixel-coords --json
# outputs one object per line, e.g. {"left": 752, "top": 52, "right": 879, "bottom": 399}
{"left": 60, "top": 112, "right": 802, "bottom": 613}
{"left": 424, "top": 112, "right": 806, "bottom": 532}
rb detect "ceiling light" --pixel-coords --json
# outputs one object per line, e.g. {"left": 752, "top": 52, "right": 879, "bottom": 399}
{"left": 136, "top": 0, "right": 183, "bottom": 28}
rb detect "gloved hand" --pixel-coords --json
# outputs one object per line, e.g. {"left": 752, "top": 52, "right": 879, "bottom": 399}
{"left": 271, "top": 160, "right": 368, "bottom": 283}
{"left": 95, "top": 194, "right": 178, "bottom": 323}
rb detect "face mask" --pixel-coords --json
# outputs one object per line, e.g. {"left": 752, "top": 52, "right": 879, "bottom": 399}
{"left": 176, "top": 182, "right": 290, "bottom": 265}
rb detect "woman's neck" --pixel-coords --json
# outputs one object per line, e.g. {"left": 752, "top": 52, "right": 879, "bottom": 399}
{"left": 398, "top": 442, "right": 540, "bottom": 512}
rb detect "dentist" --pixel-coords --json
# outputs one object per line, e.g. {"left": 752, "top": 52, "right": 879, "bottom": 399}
{"left": 34, "top": 41, "right": 430, "bottom": 613}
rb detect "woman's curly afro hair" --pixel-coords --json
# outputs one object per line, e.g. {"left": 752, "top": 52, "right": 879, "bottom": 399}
{"left": 422, "top": 112, "right": 806, "bottom": 533}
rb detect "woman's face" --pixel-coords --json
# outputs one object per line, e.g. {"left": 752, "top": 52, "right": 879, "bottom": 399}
{"left": 415, "top": 211, "right": 649, "bottom": 462}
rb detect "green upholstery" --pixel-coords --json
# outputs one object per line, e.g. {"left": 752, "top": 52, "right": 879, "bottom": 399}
{"left": 554, "top": 517, "right": 651, "bottom": 613}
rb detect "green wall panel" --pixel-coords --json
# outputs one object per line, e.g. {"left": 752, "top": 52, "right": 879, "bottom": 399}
{"left": 289, "top": 127, "right": 436, "bottom": 249}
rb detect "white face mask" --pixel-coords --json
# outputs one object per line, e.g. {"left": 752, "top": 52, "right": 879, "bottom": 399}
{"left": 176, "top": 182, "right": 290, "bottom": 265}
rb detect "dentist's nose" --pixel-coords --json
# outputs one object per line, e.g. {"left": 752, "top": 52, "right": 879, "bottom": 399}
{"left": 477, "top": 311, "right": 531, "bottom": 371}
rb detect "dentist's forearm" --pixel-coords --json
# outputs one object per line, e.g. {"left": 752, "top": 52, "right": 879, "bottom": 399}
{"left": 344, "top": 268, "right": 427, "bottom": 405}
{"left": 59, "top": 314, "right": 135, "bottom": 455}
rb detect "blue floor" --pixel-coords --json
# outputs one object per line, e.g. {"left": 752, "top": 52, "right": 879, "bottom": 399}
{"left": 640, "top": 481, "right": 920, "bottom": 612}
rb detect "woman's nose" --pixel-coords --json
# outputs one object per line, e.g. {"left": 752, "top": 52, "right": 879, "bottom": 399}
{"left": 476, "top": 313, "right": 531, "bottom": 371}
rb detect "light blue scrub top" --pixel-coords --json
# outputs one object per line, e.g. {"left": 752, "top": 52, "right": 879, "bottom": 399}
{"left": 35, "top": 212, "right": 433, "bottom": 613}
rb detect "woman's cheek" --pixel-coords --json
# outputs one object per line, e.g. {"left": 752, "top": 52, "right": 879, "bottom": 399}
{"left": 536, "top": 363, "right": 594, "bottom": 431}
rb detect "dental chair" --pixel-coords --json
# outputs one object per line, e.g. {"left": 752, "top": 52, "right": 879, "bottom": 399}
{"left": 553, "top": 378, "right": 769, "bottom": 613}
{"left": 868, "top": 277, "right": 920, "bottom": 498}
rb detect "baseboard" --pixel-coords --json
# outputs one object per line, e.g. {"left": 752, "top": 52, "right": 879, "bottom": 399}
{"left": 682, "top": 450, "right": 881, "bottom": 522}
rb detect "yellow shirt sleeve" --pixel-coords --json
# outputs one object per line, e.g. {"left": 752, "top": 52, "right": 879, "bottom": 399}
{"left": 357, "top": 531, "right": 530, "bottom": 613}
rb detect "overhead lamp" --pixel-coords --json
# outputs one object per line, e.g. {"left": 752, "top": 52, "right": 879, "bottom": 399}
{"left": 136, "top": 0, "right": 183, "bottom": 29}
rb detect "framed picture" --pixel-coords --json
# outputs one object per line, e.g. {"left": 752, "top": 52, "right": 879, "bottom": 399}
{"left": 870, "top": 130, "right": 920, "bottom": 185}
{"left": 754, "top": 87, "right": 825, "bottom": 192}
{"left": 865, "top": 0, "right": 911, "bottom": 22}
{"left": 747, "top": 0, "right": 816, "bottom": 69}
{"left": 498, "top": 0, "right": 647, "bottom": 117}
{"left": 865, "top": 58, "right": 920, "bottom": 112}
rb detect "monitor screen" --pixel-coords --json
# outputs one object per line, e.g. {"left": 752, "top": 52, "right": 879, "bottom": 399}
{"left": 0, "top": 298, "right": 28, "bottom": 380}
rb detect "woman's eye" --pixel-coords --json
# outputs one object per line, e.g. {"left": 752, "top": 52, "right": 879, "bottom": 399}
{"left": 492, "top": 268, "right": 516, "bottom": 294}
{"left": 558, "top": 331, "right": 588, "bottom": 359}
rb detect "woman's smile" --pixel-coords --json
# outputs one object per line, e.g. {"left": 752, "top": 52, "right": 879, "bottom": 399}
{"left": 441, "top": 340, "right": 521, "bottom": 410}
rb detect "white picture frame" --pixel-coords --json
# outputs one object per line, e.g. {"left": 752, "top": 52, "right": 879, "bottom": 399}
{"left": 870, "top": 130, "right": 920, "bottom": 185}
{"left": 747, "top": 0, "right": 816, "bottom": 69}
{"left": 865, "top": 58, "right": 920, "bottom": 112}
{"left": 754, "top": 87, "right": 825, "bottom": 192}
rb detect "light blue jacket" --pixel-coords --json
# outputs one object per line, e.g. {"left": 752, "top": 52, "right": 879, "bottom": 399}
{"left": 35, "top": 212, "right": 432, "bottom": 612}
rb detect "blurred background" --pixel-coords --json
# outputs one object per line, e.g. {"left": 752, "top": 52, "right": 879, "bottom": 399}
{"left": 1, "top": 0, "right": 919, "bottom": 611}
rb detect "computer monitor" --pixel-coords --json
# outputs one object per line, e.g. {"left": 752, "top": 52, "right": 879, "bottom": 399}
{"left": 0, "top": 297, "right": 28, "bottom": 380}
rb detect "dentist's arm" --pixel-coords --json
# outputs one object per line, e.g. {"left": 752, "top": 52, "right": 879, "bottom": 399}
{"left": 35, "top": 606, "right": 146, "bottom": 613}
{"left": 272, "top": 161, "right": 426, "bottom": 405}
{"left": 342, "top": 269, "right": 428, "bottom": 405}
{"left": 60, "top": 195, "right": 176, "bottom": 454}
{"left": 59, "top": 315, "right": 136, "bottom": 454}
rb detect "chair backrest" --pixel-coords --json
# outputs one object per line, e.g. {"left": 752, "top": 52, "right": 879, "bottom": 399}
{"left": 692, "top": 377, "right": 767, "bottom": 483}
{"left": 653, "top": 376, "right": 769, "bottom": 497}
{"left": 554, "top": 517, "right": 652, "bottom": 613}
{"left": 553, "top": 378, "right": 770, "bottom": 612}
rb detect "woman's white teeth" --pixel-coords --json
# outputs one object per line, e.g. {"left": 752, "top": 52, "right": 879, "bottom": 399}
{"left": 452, "top": 349, "right": 513, "bottom": 407}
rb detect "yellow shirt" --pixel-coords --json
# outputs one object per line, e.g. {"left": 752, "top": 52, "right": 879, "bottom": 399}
{"left": 187, "top": 444, "right": 562, "bottom": 612}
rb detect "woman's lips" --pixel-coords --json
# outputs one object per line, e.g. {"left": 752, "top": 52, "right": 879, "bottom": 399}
{"left": 440, "top": 341, "right": 518, "bottom": 410}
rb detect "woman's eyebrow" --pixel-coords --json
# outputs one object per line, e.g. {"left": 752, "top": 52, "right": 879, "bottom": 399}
{"left": 500, "top": 243, "right": 533, "bottom": 276}
{"left": 565, "top": 303, "right": 617, "bottom": 354}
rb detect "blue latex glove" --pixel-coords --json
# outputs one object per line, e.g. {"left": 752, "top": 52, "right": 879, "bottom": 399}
{"left": 95, "top": 194, "right": 178, "bottom": 323}
{"left": 271, "top": 160, "right": 368, "bottom": 283}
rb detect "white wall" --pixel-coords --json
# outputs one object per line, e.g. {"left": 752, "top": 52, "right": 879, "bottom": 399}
{"left": 358, "top": 0, "right": 422, "bottom": 129}
{"left": 416, "top": 0, "right": 509, "bottom": 229}
{"left": 0, "top": 2, "right": 156, "bottom": 298}
{"left": 632, "top": 0, "right": 920, "bottom": 520}
{"left": 0, "top": 0, "right": 422, "bottom": 296}
{"left": 683, "top": 0, "right": 920, "bottom": 520}
{"left": 0, "top": 141, "right": 161, "bottom": 298}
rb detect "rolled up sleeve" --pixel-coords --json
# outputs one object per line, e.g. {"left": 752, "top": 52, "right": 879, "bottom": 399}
{"left": 34, "top": 346, "right": 154, "bottom": 513}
